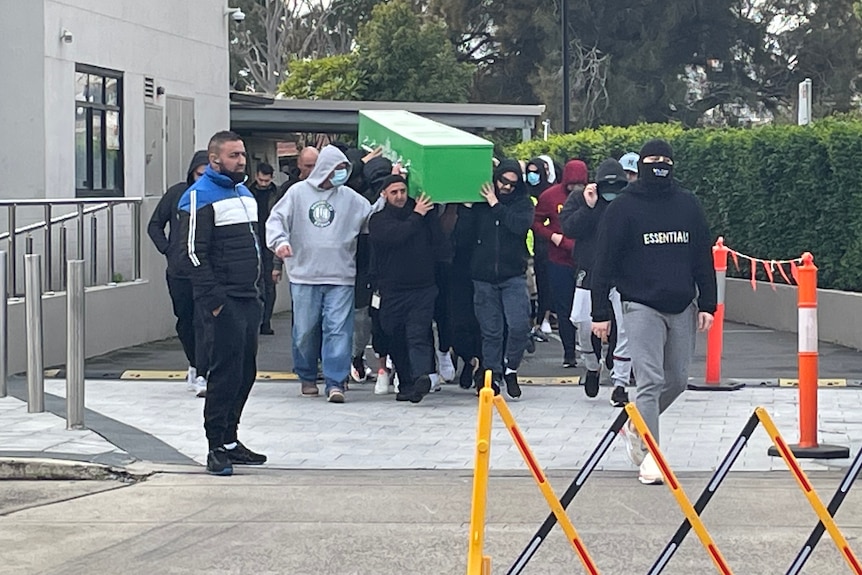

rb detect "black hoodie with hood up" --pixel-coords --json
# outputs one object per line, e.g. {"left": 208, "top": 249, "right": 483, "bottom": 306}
{"left": 455, "top": 159, "right": 535, "bottom": 283}
{"left": 147, "top": 150, "right": 209, "bottom": 279}
{"left": 559, "top": 158, "right": 628, "bottom": 284}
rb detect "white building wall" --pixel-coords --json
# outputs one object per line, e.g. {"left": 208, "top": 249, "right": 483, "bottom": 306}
{"left": 0, "top": 0, "right": 233, "bottom": 372}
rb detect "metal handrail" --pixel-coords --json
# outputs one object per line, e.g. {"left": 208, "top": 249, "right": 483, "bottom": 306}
{"left": 0, "top": 203, "right": 106, "bottom": 241}
{"left": 1, "top": 197, "right": 143, "bottom": 295}
{"left": 0, "top": 198, "right": 141, "bottom": 241}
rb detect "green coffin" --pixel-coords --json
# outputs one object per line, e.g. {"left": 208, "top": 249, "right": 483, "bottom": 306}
{"left": 358, "top": 110, "right": 494, "bottom": 203}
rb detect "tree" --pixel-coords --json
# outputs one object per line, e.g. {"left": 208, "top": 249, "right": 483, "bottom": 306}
{"left": 230, "top": 0, "right": 356, "bottom": 93}
{"left": 278, "top": 54, "right": 366, "bottom": 100}
{"left": 356, "top": 0, "right": 475, "bottom": 102}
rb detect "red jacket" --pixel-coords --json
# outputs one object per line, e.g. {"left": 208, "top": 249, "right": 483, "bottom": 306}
{"left": 532, "top": 160, "right": 588, "bottom": 268}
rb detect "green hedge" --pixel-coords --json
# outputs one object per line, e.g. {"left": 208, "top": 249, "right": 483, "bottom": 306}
{"left": 509, "top": 121, "right": 862, "bottom": 291}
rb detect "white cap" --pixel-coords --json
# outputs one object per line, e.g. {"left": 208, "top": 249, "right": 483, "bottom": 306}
{"left": 620, "top": 152, "right": 639, "bottom": 173}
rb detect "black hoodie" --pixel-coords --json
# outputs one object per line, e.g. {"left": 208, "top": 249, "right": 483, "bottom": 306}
{"left": 147, "top": 150, "right": 209, "bottom": 279}
{"left": 368, "top": 196, "right": 444, "bottom": 293}
{"left": 590, "top": 178, "right": 716, "bottom": 321}
{"left": 560, "top": 158, "right": 628, "bottom": 283}
{"left": 456, "top": 159, "right": 535, "bottom": 283}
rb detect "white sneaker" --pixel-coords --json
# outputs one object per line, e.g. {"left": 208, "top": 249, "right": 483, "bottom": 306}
{"left": 193, "top": 376, "right": 207, "bottom": 398}
{"left": 540, "top": 319, "right": 552, "bottom": 334}
{"left": 429, "top": 373, "right": 442, "bottom": 393}
{"left": 374, "top": 370, "right": 390, "bottom": 395}
{"left": 436, "top": 350, "right": 456, "bottom": 382}
{"left": 638, "top": 453, "right": 664, "bottom": 485}
{"left": 620, "top": 421, "right": 646, "bottom": 466}
{"left": 186, "top": 366, "right": 197, "bottom": 392}
{"left": 350, "top": 359, "right": 372, "bottom": 383}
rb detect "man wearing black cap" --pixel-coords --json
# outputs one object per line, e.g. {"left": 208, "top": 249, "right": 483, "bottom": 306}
{"left": 590, "top": 139, "right": 716, "bottom": 485}
{"left": 457, "top": 160, "right": 535, "bottom": 398}
{"left": 368, "top": 176, "right": 445, "bottom": 403}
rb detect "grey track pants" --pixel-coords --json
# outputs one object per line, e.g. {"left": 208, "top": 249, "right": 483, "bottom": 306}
{"left": 623, "top": 301, "right": 697, "bottom": 446}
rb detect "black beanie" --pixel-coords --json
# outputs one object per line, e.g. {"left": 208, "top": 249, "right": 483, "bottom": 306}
{"left": 380, "top": 174, "right": 407, "bottom": 191}
{"left": 639, "top": 139, "right": 674, "bottom": 160}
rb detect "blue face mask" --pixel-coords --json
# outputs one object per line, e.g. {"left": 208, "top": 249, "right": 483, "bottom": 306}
{"left": 600, "top": 192, "right": 619, "bottom": 202}
{"left": 526, "top": 172, "right": 540, "bottom": 186}
{"left": 330, "top": 168, "right": 349, "bottom": 186}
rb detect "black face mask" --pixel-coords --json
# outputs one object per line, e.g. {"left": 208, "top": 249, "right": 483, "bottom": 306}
{"left": 641, "top": 162, "right": 673, "bottom": 190}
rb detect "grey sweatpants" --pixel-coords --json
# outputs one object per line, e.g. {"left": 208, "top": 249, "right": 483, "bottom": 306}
{"left": 623, "top": 301, "right": 697, "bottom": 446}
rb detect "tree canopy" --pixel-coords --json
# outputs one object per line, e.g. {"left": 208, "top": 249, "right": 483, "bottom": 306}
{"left": 233, "top": 0, "right": 862, "bottom": 129}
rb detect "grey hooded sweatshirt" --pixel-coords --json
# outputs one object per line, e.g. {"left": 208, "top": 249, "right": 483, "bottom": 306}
{"left": 265, "top": 145, "right": 381, "bottom": 286}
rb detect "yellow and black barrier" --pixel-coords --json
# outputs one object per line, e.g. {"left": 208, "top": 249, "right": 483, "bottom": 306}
{"left": 467, "top": 373, "right": 862, "bottom": 575}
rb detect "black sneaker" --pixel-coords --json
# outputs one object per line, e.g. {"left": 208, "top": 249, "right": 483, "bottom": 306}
{"left": 206, "top": 447, "right": 233, "bottom": 476}
{"left": 583, "top": 370, "right": 600, "bottom": 398}
{"left": 504, "top": 372, "right": 522, "bottom": 399}
{"left": 411, "top": 375, "right": 432, "bottom": 403}
{"left": 458, "top": 364, "right": 474, "bottom": 389}
{"left": 610, "top": 386, "right": 629, "bottom": 407}
{"left": 260, "top": 325, "right": 275, "bottom": 335}
{"left": 226, "top": 441, "right": 267, "bottom": 465}
{"left": 526, "top": 336, "right": 536, "bottom": 354}
{"left": 475, "top": 379, "right": 501, "bottom": 397}
{"left": 563, "top": 356, "right": 577, "bottom": 368}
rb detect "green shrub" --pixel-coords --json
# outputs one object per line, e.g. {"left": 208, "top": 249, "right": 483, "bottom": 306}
{"left": 509, "top": 121, "right": 862, "bottom": 291}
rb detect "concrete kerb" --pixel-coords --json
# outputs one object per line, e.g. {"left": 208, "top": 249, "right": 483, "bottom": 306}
{"left": 0, "top": 456, "right": 151, "bottom": 482}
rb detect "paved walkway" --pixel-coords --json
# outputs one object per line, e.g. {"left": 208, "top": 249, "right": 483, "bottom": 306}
{"left": 3, "top": 313, "right": 862, "bottom": 474}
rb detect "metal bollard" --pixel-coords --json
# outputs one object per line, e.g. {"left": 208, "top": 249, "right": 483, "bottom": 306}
{"left": 25, "top": 254, "right": 44, "bottom": 412}
{"left": 66, "top": 260, "right": 85, "bottom": 429}
{"left": 0, "top": 251, "right": 6, "bottom": 398}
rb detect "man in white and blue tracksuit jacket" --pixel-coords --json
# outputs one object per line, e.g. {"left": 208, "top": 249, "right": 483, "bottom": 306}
{"left": 178, "top": 130, "right": 265, "bottom": 476}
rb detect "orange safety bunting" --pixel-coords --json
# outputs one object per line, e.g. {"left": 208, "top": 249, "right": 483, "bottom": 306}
{"left": 791, "top": 260, "right": 800, "bottom": 283}
{"left": 777, "top": 262, "right": 793, "bottom": 285}
{"left": 750, "top": 259, "right": 757, "bottom": 290}
{"left": 763, "top": 260, "right": 776, "bottom": 290}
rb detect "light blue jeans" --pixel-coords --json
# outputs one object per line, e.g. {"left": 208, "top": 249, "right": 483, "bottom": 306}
{"left": 290, "top": 283, "right": 355, "bottom": 392}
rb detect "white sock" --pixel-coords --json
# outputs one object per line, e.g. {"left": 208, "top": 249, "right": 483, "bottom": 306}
{"left": 224, "top": 442, "right": 237, "bottom": 450}
{"left": 505, "top": 367, "right": 517, "bottom": 375}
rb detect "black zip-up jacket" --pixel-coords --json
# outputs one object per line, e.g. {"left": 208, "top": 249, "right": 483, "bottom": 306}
{"left": 177, "top": 167, "right": 262, "bottom": 313}
{"left": 590, "top": 179, "right": 716, "bottom": 321}
{"left": 147, "top": 150, "right": 209, "bottom": 279}
{"left": 456, "top": 161, "right": 534, "bottom": 284}
{"left": 368, "top": 197, "right": 444, "bottom": 293}
{"left": 559, "top": 158, "right": 628, "bottom": 286}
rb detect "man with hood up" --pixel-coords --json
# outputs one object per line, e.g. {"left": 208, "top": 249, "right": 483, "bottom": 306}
{"left": 368, "top": 176, "right": 445, "bottom": 403}
{"left": 178, "top": 131, "right": 266, "bottom": 476}
{"left": 591, "top": 139, "right": 716, "bottom": 485}
{"left": 457, "top": 159, "right": 534, "bottom": 398}
{"left": 533, "top": 159, "right": 587, "bottom": 369}
{"left": 266, "top": 145, "right": 382, "bottom": 404}
{"left": 148, "top": 150, "right": 211, "bottom": 397}
{"left": 560, "top": 158, "right": 631, "bottom": 404}
{"left": 524, "top": 156, "right": 555, "bottom": 342}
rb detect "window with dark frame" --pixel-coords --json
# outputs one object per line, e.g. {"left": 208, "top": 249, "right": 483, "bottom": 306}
{"left": 75, "top": 65, "right": 123, "bottom": 197}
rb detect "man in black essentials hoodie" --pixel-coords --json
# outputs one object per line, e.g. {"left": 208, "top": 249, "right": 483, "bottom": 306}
{"left": 458, "top": 160, "right": 534, "bottom": 398}
{"left": 369, "top": 175, "right": 444, "bottom": 403}
{"left": 590, "top": 139, "right": 716, "bottom": 486}
{"left": 147, "top": 150, "right": 211, "bottom": 397}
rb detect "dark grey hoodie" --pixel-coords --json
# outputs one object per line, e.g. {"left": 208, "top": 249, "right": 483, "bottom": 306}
{"left": 147, "top": 150, "right": 209, "bottom": 278}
